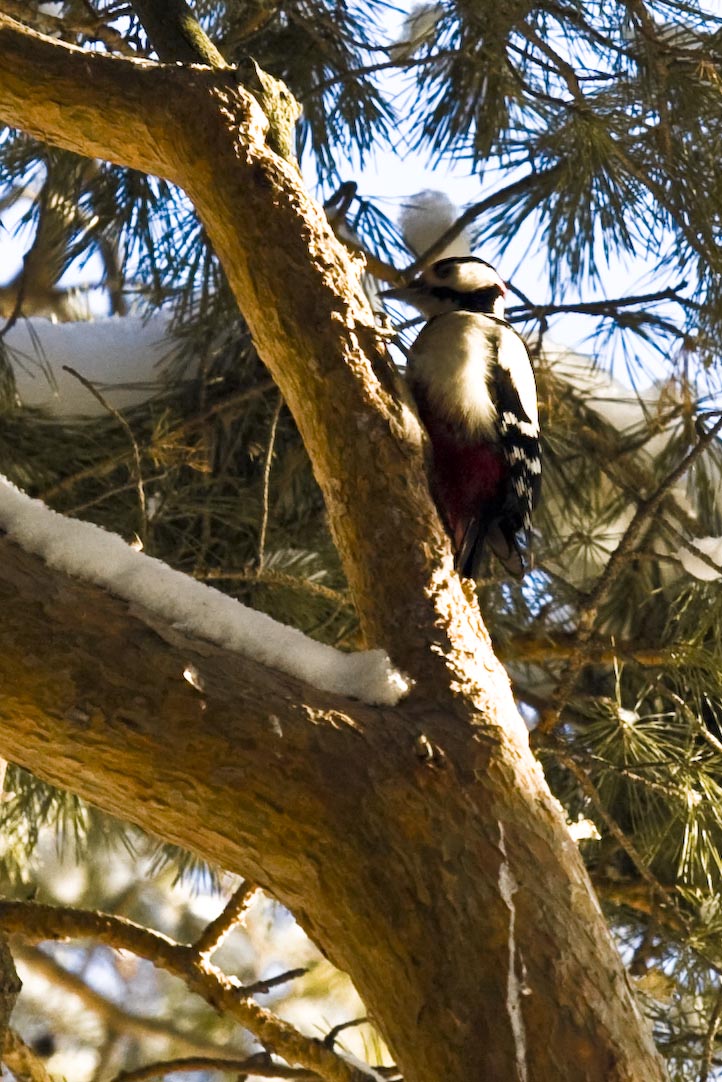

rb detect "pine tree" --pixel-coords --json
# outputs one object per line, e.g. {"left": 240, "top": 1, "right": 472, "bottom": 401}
{"left": 1, "top": 2, "right": 722, "bottom": 1079}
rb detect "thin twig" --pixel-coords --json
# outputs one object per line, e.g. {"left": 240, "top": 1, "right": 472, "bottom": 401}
{"left": 112, "top": 1053, "right": 317, "bottom": 1082}
{"left": 63, "top": 365, "right": 147, "bottom": 543}
{"left": 698, "top": 984, "right": 722, "bottom": 1082}
{"left": 0, "top": 900, "right": 375, "bottom": 1082}
{"left": 198, "top": 569, "right": 349, "bottom": 608}
{"left": 310, "top": 51, "right": 454, "bottom": 94}
{"left": 324, "top": 1018, "right": 368, "bottom": 1050}
{"left": 506, "top": 284, "right": 694, "bottom": 321}
{"left": 15, "top": 944, "right": 227, "bottom": 1057}
{"left": 405, "top": 165, "right": 563, "bottom": 278}
{"left": 541, "top": 414, "right": 722, "bottom": 731}
{"left": 243, "top": 967, "right": 308, "bottom": 996}
{"left": 64, "top": 472, "right": 167, "bottom": 519}
{"left": 193, "top": 879, "right": 258, "bottom": 958}
{"left": 549, "top": 741, "right": 684, "bottom": 919}
{"left": 41, "top": 380, "right": 274, "bottom": 503}
{"left": 257, "top": 392, "right": 282, "bottom": 573}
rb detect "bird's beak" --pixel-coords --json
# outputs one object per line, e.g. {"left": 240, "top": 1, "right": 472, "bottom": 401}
{"left": 379, "top": 278, "right": 422, "bottom": 304}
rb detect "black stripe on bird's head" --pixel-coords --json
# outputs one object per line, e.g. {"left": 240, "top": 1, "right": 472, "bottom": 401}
{"left": 382, "top": 256, "right": 507, "bottom": 319}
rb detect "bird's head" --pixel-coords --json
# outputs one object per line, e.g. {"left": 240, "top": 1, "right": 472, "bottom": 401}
{"left": 382, "top": 256, "right": 507, "bottom": 319}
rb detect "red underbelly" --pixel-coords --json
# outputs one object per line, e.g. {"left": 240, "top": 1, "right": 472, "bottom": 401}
{"left": 427, "top": 426, "right": 506, "bottom": 545}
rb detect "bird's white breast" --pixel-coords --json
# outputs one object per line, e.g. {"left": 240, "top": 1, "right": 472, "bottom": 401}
{"left": 408, "top": 312, "right": 500, "bottom": 440}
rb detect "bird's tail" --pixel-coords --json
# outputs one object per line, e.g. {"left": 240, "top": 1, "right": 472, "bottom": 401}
{"left": 458, "top": 515, "right": 527, "bottom": 580}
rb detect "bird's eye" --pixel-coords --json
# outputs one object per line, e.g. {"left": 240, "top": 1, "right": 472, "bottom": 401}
{"left": 435, "top": 264, "right": 451, "bottom": 280}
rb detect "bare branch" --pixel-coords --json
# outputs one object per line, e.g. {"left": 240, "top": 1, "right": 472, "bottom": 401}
{"left": 2, "top": 1028, "right": 55, "bottom": 1082}
{"left": 698, "top": 984, "right": 722, "bottom": 1082}
{"left": 129, "top": 0, "right": 228, "bottom": 67}
{"left": 193, "top": 880, "right": 259, "bottom": 958}
{"left": 324, "top": 1018, "right": 368, "bottom": 1051}
{"left": 507, "top": 285, "right": 695, "bottom": 322}
{"left": 258, "top": 394, "right": 282, "bottom": 572}
{"left": 405, "top": 165, "right": 564, "bottom": 277}
{"left": 499, "top": 632, "right": 671, "bottom": 668}
{"left": 14, "top": 945, "right": 228, "bottom": 1057}
{"left": 0, "top": 900, "right": 375, "bottom": 1082}
{"left": 63, "top": 365, "right": 148, "bottom": 541}
{"left": 198, "top": 569, "right": 349, "bottom": 608}
{"left": 243, "top": 968, "right": 308, "bottom": 996}
{"left": 112, "top": 1052, "right": 317, "bottom": 1082}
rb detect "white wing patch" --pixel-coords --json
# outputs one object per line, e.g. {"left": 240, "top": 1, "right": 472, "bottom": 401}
{"left": 497, "top": 332, "right": 539, "bottom": 428}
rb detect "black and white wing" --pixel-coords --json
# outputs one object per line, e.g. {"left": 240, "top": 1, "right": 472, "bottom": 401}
{"left": 491, "top": 325, "right": 542, "bottom": 570}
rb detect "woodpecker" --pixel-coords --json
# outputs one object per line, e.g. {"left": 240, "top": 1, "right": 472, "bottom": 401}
{"left": 383, "top": 256, "right": 541, "bottom": 579}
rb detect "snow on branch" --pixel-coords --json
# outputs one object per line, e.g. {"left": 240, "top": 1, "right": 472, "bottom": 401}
{"left": 0, "top": 477, "right": 409, "bottom": 706}
{"left": 7, "top": 314, "right": 178, "bottom": 417}
{"left": 677, "top": 536, "right": 722, "bottom": 582}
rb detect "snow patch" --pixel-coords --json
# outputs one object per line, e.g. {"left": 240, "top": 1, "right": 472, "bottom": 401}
{"left": 7, "top": 314, "right": 180, "bottom": 417}
{"left": 566, "top": 816, "right": 601, "bottom": 842}
{"left": 399, "top": 190, "right": 473, "bottom": 260}
{"left": 337, "top": 1052, "right": 388, "bottom": 1082}
{"left": 677, "top": 536, "right": 722, "bottom": 581}
{"left": 0, "top": 477, "right": 409, "bottom": 707}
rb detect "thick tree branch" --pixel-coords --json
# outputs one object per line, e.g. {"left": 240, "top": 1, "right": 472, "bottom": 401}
{"left": 0, "top": 532, "right": 668, "bottom": 1081}
{"left": 0, "top": 13, "right": 485, "bottom": 691}
{"left": 130, "top": 0, "right": 228, "bottom": 67}
{"left": 0, "top": 15, "right": 249, "bottom": 180}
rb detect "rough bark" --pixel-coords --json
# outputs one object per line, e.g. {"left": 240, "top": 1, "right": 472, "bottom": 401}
{"left": 0, "top": 15, "right": 670, "bottom": 1082}
{"left": 130, "top": 0, "right": 228, "bottom": 67}
{"left": 0, "top": 932, "right": 21, "bottom": 1061}
{"left": 0, "top": 536, "right": 667, "bottom": 1081}
{"left": 0, "top": 748, "right": 20, "bottom": 1061}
